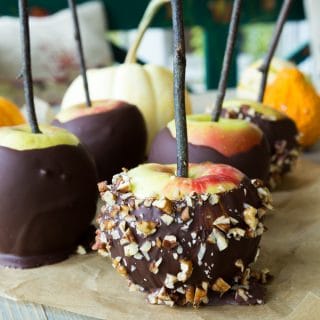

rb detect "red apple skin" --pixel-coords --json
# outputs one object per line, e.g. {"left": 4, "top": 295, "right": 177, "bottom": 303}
{"left": 52, "top": 100, "right": 147, "bottom": 182}
{"left": 180, "top": 122, "right": 262, "bottom": 157}
{"left": 149, "top": 118, "right": 271, "bottom": 183}
{"left": 164, "top": 163, "right": 244, "bottom": 198}
{"left": 127, "top": 162, "right": 245, "bottom": 200}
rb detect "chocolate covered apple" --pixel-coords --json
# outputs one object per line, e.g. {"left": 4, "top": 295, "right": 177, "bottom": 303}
{"left": 0, "top": 125, "right": 98, "bottom": 268}
{"left": 222, "top": 99, "right": 299, "bottom": 188}
{"left": 1, "top": 0, "right": 98, "bottom": 268}
{"left": 149, "top": 115, "right": 270, "bottom": 182}
{"left": 52, "top": 100, "right": 147, "bottom": 182}
{"left": 94, "top": 163, "right": 272, "bottom": 306}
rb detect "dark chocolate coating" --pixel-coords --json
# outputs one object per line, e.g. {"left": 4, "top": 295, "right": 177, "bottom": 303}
{"left": 112, "top": 179, "right": 261, "bottom": 289}
{"left": 0, "top": 144, "right": 98, "bottom": 268}
{"left": 148, "top": 128, "right": 270, "bottom": 182}
{"left": 221, "top": 105, "right": 300, "bottom": 187}
{"left": 95, "top": 173, "right": 270, "bottom": 306}
{"left": 53, "top": 102, "right": 147, "bottom": 183}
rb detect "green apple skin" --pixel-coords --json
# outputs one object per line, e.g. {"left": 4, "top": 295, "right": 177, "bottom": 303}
{"left": 0, "top": 125, "right": 79, "bottom": 150}
{"left": 128, "top": 162, "right": 244, "bottom": 200}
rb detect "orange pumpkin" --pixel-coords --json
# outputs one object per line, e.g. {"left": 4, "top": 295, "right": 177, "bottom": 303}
{"left": 0, "top": 97, "right": 25, "bottom": 127}
{"left": 264, "top": 68, "right": 320, "bottom": 147}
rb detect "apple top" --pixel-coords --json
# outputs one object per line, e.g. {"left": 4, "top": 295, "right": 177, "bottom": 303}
{"left": 223, "top": 99, "right": 286, "bottom": 120}
{"left": 128, "top": 163, "right": 244, "bottom": 200}
{"left": 167, "top": 114, "right": 264, "bottom": 157}
{"left": 0, "top": 125, "right": 79, "bottom": 151}
{"left": 55, "top": 100, "right": 122, "bottom": 123}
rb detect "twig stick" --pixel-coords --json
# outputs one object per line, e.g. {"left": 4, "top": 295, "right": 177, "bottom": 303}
{"left": 258, "top": 0, "right": 293, "bottom": 102}
{"left": 18, "top": 0, "right": 41, "bottom": 133}
{"left": 68, "top": 0, "right": 91, "bottom": 107}
{"left": 171, "top": 0, "right": 188, "bottom": 178}
{"left": 212, "top": 0, "right": 243, "bottom": 122}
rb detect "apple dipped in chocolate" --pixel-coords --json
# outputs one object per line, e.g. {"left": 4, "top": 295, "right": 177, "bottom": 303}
{"left": 94, "top": 0, "right": 272, "bottom": 307}
{"left": 149, "top": 115, "right": 270, "bottom": 182}
{"left": 149, "top": 0, "right": 270, "bottom": 183}
{"left": 0, "top": 0, "right": 98, "bottom": 268}
{"left": 95, "top": 163, "right": 272, "bottom": 306}
{"left": 52, "top": 0, "right": 147, "bottom": 182}
{"left": 0, "top": 125, "right": 98, "bottom": 268}
{"left": 222, "top": 99, "right": 299, "bottom": 188}
{"left": 53, "top": 100, "right": 147, "bottom": 182}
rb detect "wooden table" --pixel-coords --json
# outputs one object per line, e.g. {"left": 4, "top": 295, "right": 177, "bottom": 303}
{"left": 0, "top": 299, "right": 97, "bottom": 319}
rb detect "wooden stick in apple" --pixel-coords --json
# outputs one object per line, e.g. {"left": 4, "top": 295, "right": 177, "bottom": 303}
{"left": 257, "top": 0, "right": 293, "bottom": 102}
{"left": 171, "top": 0, "right": 188, "bottom": 178}
{"left": 18, "top": 0, "right": 41, "bottom": 134}
{"left": 68, "top": 0, "right": 92, "bottom": 107}
{"left": 211, "top": 0, "right": 243, "bottom": 122}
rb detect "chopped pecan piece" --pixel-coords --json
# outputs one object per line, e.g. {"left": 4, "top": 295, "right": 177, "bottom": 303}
{"left": 181, "top": 207, "right": 191, "bottom": 221}
{"left": 177, "top": 259, "right": 193, "bottom": 282}
{"left": 162, "top": 235, "right": 178, "bottom": 249}
{"left": 207, "top": 228, "right": 228, "bottom": 251}
{"left": 160, "top": 214, "right": 174, "bottom": 226}
{"left": 153, "top": 198, "right": 173, "bottom": 214}
{"left": 235, "top": 259, "right": 245, "bottom": 272}
{"left": 149, "top": 257, "right": 163, "bottom": 274}
{"left": 136, "top": 221, "right": 157, "bottom": 237}
{"left": 164, "top": 274, "right": 177, "bottom": 289}
{"left": 194, "top": 287, "right": 208, "bottom": 306}
{"left": 212, "top": 277, "right": 231, "bottom": 294}
{"left": 185, "top": 286, "right": 195, "bottom": 305}
{"left": 123, "top": 243, "right": 139, "bottom": 257}
{"left": 101, "top": 219, "right": 116, "bottom": 231}
{"left": 98, "top": 181, "right": 108, "bottom": 193}
{"left": 227, "top": 227, "right": 246, "bottom": 240}
{"left": 102, "top": 191, "right": 116, "bottom": 206}
{"left": 243, "top": 205, "right": 258, "bottom": 230}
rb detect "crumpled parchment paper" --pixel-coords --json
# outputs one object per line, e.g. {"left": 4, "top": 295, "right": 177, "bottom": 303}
{"left": 0, "top": 159, "right": 319, "bottom": 320}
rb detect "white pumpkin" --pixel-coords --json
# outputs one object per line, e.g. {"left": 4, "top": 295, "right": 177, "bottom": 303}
{"left": 61, "top": 0, "right": 192, "bottom": 148}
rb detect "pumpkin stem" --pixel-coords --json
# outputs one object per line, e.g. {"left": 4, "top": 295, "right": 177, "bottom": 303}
{"left": 18, "top": 0, "right": 41, "bottom": 134}
{"left": 258, "top": 0, "right": 293, "bottom": 103}
{"left": 171, "top": 0, "right": 188, "bottom": 178}
{"left": 125, "top": 0, "right": 170, "bottom": 64}
{"left": 68, "top": 0, "right": 92, "bottom": 107}
{"left": 212, "top": 0, "right": 243, "bottom": 122}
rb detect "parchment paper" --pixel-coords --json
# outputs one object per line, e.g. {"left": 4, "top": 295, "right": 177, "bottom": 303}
{"left": 0, "top": 159, "right": 319, "bottom": 320}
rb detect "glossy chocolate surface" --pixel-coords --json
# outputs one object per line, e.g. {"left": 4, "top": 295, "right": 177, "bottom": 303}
{"left": 221, "top": 104, "right": 300, "bottom": 187}
{"left": 95, "top": 172, "right": 271, "bottom": 306}
{"left": 53, "top": 102, "right": 147, "bottom": 183}
{"left": 0, "top": 144, "right": 98, "bottom": 268}
{"left": 148, "top": 128, "right": 270, "bottom": 182}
